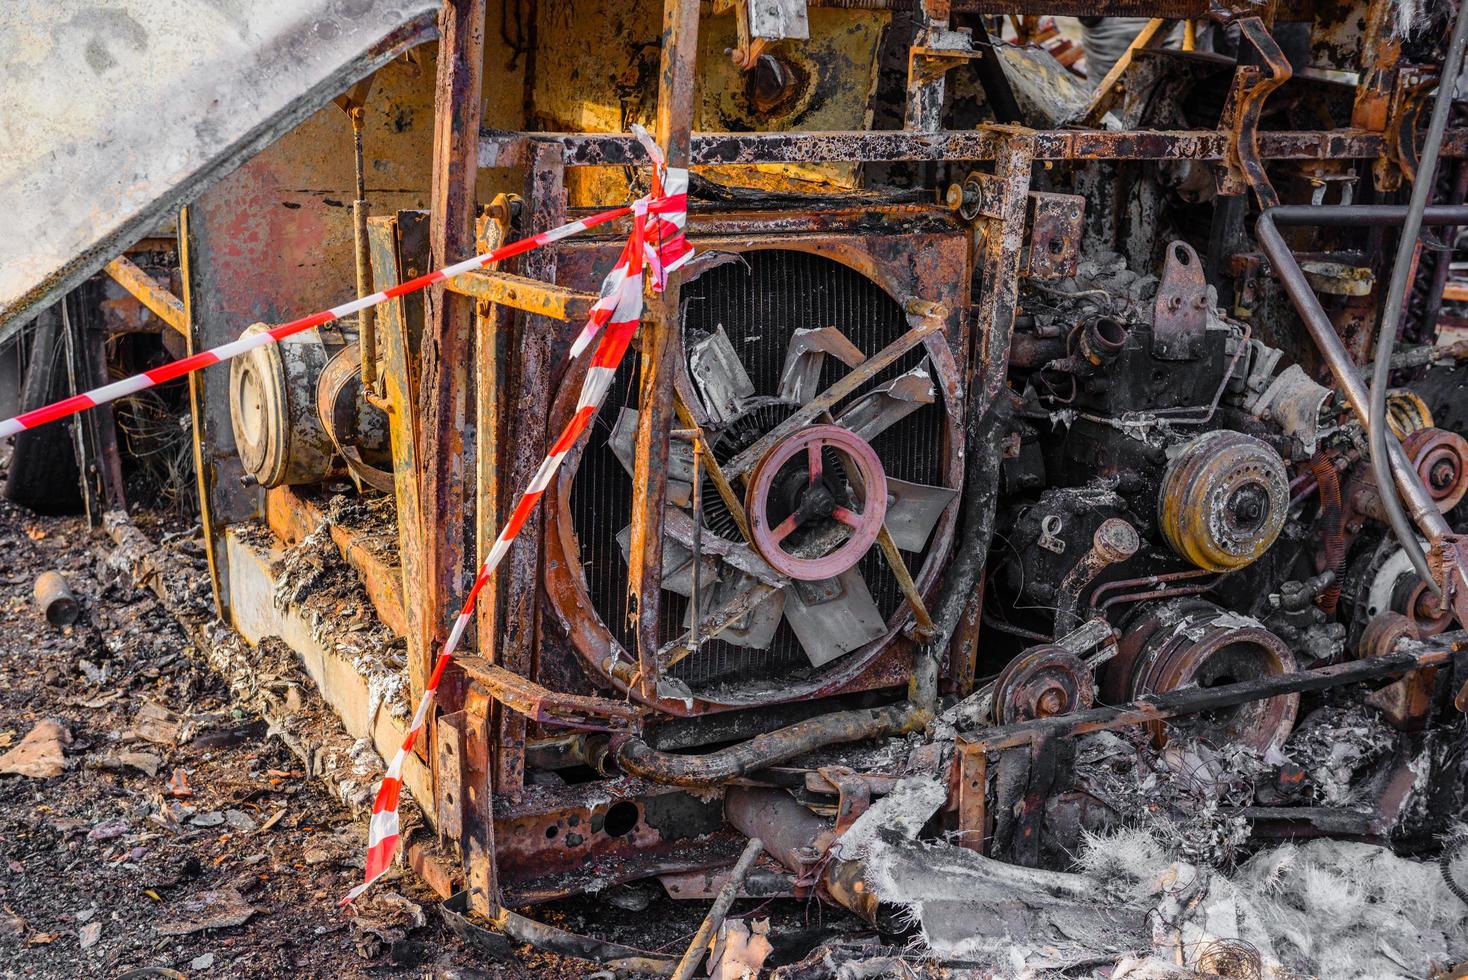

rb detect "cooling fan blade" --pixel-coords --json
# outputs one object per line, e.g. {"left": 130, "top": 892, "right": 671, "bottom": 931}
{"left": 884, "top": 477, "right": 958, "bottom": 553}
{"left": 836, "top": 363, "right": 935, "bottom": 442}
{"left": 782, "top": 568, "right": 887, "bottom": 667}
{"left": 608, "top": 407, "right": 696, "bottom": 507}
{"left": 688, "top": 325, "right": 757, "bottom": 425}
{"left": 778, "top": 326, "right": 868, "bottom": 403}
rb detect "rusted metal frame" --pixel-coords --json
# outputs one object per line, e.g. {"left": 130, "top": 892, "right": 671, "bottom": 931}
{"left": 419, "top": 0, "right": 486, "bottom": 719}
{"left": 916, "top": 131, "right": 1034, "bottom": 714}
{"left": 176, "top": 206, "right": 229, "bottom": 619}
{"left": 455, "top": 655, "right": 642, "bottom": 732}
{"left": 626, "top": 0, "right": 702, "bottom": 703}
{"left": 1350, "top": 0, "right": 1403, "bottom": 135}
{"left": 444, "top": 267, "right": 600, "bottom": 321}
{"left": 723, "top": 306, "right": 947, "bottom": 481}
{"left": 1217, "top": 17, "right": 1292, "bottom": 209}
{"left": 368, "top": 213, "right": 434, "bottom": 714}
{"left": 954, "top": 733, "right": 988, "bottom": 853}
{"left": 436, "top": 710, "right": 467, "bottom": 846}
{"left": 474, "top": 199, "right": 513, "bottom": 692}
{"left": 461, "top": 683, "right": 501, "bottom": 919}
{"left": 492, "top": 143, "right": 567, "bottom": 797}
{"left": 905, "top": 2, "right": 978, "bottom": 133}
{"left": 102, "top": 255, "right": 187, "bottom": 336}
{"left": 957, "top": 636, "right": 1461, "bottom": 756}
{"left": 480, "top": 129, "right": 1468, "bottom": 168}
{"left": 1075, "top": 18, "right": 1172, "bottom": 128}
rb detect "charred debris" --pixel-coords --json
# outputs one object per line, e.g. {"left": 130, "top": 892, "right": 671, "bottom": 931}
{"left": 8, "top": 0, "right": 1468, "bottom": 976}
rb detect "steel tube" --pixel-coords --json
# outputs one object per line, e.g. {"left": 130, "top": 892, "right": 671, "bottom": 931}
{"left": 671, "top": 836, "right": 763, "bottom": 980}
{"left": 614, "top": 703, "right": 912, "bottom": 786}
{"left": 33, "top": 571, "right": 79, "bottom": 627}
{"left": 1256, "top": 205, "right": 1468, "bottom": 585}
{"left": 1368, "top": 4, "right": 1468, "bottom": 598}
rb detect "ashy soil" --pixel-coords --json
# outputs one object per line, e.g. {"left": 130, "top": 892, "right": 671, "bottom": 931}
{"left": 0, "top": 500, "right": 736, "bottom": 979}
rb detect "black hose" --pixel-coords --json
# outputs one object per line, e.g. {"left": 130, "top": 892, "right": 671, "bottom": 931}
{"left": 1367, "top": 3, "right": 1468, "bottom": 599}
{"left": 1441, "top": 835, "right": 1468, "bottom": 907}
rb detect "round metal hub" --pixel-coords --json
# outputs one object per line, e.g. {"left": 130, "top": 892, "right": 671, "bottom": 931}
{"left": 1108, "top": 599, "right": 1298, "bottom": 755}
{"left": 745, "top": 424, "right": 888, "bottom": 581}
{"left": 993, "top": 644, "right": 1094, "bottom": 724}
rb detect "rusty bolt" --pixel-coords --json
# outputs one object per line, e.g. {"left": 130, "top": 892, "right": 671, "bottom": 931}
{"left": 1037, "top": 688, "right": 1066, "bottom": 716}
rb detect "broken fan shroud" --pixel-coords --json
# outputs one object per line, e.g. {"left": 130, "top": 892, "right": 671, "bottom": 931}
{"left": 545, "top": 244, "right": 967, "bottom": 713}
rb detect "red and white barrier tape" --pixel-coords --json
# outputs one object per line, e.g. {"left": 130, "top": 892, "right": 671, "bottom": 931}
{"left": 0, "top": 194, "right": 657, "bottom": 440}
{"left": 343, "top": 127, "right": 687, "bottom": 905}
{"left": 0, "top": 125, "right": 688, "bottom": 906}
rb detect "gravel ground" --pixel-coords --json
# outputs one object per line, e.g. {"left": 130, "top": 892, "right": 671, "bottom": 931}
{"left": 0, "top": 498, "right": 860, "bottom": 979}
{"left": 0, "top": 500, "right": 691, "bottom": 978}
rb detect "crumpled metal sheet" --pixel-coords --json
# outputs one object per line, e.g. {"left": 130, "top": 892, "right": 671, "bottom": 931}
{"left": 0, "top": 1, "right": 439, "bottom": 333}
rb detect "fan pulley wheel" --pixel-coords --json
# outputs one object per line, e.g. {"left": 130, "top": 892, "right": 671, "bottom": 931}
{"left": 745, "top": 424, "right": 888, "bottom": 582}
{"left": 993, "top": 645, "right": 1095, "bottom": 724}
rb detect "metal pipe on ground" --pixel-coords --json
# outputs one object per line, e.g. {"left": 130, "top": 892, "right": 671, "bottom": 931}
{"left": 724, "top": 785, "right": 887, "bottom": 926}
{"left": 33, "top": 571, "right": 79, "bottom": 627}
{"left": 671, "top": 836, "right": 764, "bottom": 980}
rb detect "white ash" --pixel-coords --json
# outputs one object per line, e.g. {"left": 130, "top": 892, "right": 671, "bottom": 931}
{"left": 1281, "top": 703, "right": 1394, "bottom": 806}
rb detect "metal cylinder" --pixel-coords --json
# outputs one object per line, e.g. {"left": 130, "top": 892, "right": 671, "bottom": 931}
{"left": 724, "top": 786, "right": 880, "bottom": 924}
{"left": 228, "top": 322, "right": 339, "bottom": 488}
{"left": 1158, "top": 430, "right": 1288, "bottom": 572}
{"left": 33, "top": 571, "right": 79, "bottom": 627}
{"left": 1054, "top": 517, "right": 1139, "bottom": 635}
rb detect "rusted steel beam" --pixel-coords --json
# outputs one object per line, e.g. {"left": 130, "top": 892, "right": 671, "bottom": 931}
{"left": 103, "top": 255, "right": 187, "bottom": 336}
{"left": 957, "top": 635, "right": 1464, "bottom": 755}
{"left": 473, "top": 202, "right": 511, "bottom": 766}
{"left": 492, "top": 142, "right": 566, "bottom": 797}
{"left": 481, "top": 129, "right": 1468, "bottom": 168}
{"left": 444, "top": 267, "right": 599, "bottom": 321}
{"left": 462, "top": 684, "right": 500, "bottom": 919}
{"left": 419, "top": 0, "right": 486, "bottom": 714}
{"left": 1076, "top": 19, "right": 1171, "bottom": 128}
{"left": 627, "top": 0, "right": 702, "bottom": 702}
{"left": 368, "top": 213, "right": 434, "bottom": 713}
{"left": 455, "top": 655, "right": 642, "bottom": 732}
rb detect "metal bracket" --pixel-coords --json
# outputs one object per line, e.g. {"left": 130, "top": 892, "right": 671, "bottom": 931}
{"left": 1381, "top": 65, "right": 1440, "bottom": 190}
{"left": 455, "top": 655, "right": 643, "bottom": 733}
{"left": 1152, "top": 241, "right": 1209, "bottom": 361}
{"left": 1218, "top": 16, "right": 1292, "bottom": 210}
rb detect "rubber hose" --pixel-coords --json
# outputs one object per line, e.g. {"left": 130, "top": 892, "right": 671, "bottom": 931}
{"left": 1310, "top": 450, "right": 1346, "bottom": 614}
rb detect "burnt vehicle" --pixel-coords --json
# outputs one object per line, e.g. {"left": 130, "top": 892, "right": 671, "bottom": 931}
{"left": 6, "top": 0, "right": 1468, "bottom": 972}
